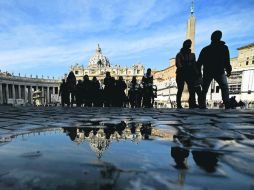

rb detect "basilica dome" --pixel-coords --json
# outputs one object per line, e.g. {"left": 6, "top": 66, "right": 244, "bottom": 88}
{"left": 88, "top": 44, "right": 110, "bottom": 67}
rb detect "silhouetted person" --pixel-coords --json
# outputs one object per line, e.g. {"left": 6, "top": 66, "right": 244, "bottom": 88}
{"left": 128, "top": 76, "right": 141, "bottom": 108}
{"left": 82, "top": 75, "right": 92, "bottom": 107}
{"left": 136, "top": 86, "right": 142, "bottom": 108}
{"left": 198, "top": 30, "right": 232, "bottom": 109}
{"left": 103, "top": 72, "right": 114, "bottom": 107}
{"left": 91, "top": 76, "right": 101, "bottom": 107}
{"left": 59, "top": 79, "right": 69, "bottom": 107}
{"left": 76, "top": 80, "right": 83, "bottom": 107}
{"left": 192, "top": 151, "right": 219, "bottom": 173}
{"left": 229, "top": 96, "right": 237, "bottom": 108}
{"left": 176, "top": 39, "right": 201, "bottom": 109}
{"left": 110, "top": 77, "right": 118, "bottom": 107}
{"left": 238, "top": 100, "right": 246, "bottom": 109}
{"left": 171, "top": 147, "right": 189, "bottom": 169}
{"left": 115, "top": 76, "right": 127, "bottom": 107}
{"left": 66, "top": 71, "right": 76, "bottom": 107}
{"left": 142, "top": 68, "right": 153, "bottom": 108}
{"left": 97, "top": 86, "right": 104, "bottom": 107}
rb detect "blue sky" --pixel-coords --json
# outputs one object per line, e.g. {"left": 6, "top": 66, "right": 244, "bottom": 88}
{"left": 0, "top": 0, "right": 253, "bottom": 78}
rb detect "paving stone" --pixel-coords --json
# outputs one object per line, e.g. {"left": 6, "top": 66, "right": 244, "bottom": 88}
{"left": 222, "top": 153, "right": 254, "bottom": 176}
{"left": 0, "top": 106, "right": 253, "bottom": 190}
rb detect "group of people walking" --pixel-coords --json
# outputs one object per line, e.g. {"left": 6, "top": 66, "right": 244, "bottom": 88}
{"left": 176, "top": 30, "right": 233, "bottom": 109}
{"left": 59, "top": 69, "right": 156, "bottom": 108}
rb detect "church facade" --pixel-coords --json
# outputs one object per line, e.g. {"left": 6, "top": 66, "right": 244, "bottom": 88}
{"left": 69, "top": 44, "right": 145, "bottom": 84}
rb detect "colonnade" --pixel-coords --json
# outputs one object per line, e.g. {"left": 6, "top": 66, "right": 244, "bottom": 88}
{"left": 0, "top": 75, "right": 60, "bottom": 105}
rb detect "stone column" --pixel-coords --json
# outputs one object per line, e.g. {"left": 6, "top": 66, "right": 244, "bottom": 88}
{"left": 41, "top": 87, "right": 45, "bottom": 105}
{"left": 30, "top": 86, "right": 33, "bottom": 104}
{"left": 6, "top": 84, "right": 9, "bottom": 101}
{"left": 18, "top": 85, "right": 21, "bottom": 99}
{"left": 12, "top": 84, "right": 15, "bottom": 100}
{"left": 53, "top": 86, "right": 55, "bottom": 95}
{"left": 24, "top": 85, "right": 27, "bottom": 104}
{"left": 0, "top": 83, "right": 3, "bottom": 104}
{"left": 47, "top": 86, "right": 50, "bottom": 104}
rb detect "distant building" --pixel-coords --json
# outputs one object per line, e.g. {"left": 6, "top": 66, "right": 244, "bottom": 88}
{"left": 0, "top": 73, "right": 60, "bottom": 105}
{"left": 153, "top": 59, "right": 177, "bottom": 107}
{"left": 69, "top": 44, "right": 145, "bottom": 84}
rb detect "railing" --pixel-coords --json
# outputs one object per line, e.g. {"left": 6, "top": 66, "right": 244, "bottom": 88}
{"left": 0, "top": 74, "right": 61, "bottom": 84}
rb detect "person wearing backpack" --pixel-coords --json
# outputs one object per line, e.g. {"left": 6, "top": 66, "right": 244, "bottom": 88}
{"left": 175, "top": 39, "right": 202, "bottom": 109}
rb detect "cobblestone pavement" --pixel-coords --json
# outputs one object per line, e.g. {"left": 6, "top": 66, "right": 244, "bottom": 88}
{"left": 0, "top": 106, "right": 254, "bottom": 190}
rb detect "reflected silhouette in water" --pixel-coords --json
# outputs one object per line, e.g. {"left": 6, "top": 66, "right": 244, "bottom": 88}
{"left": 171, "top": 147, "right": 189, "bottom": 169}
{"left": 170, "top": 147, "right": 189, "bottom": 186}
{"left": 140, "top": 124, "right": 152, "bottom": 140}
{"left": 192, "top": 150, "right": 219, "bottom": 173}
{"left": 62, "top": 122, "right": 153, "bottom": 159}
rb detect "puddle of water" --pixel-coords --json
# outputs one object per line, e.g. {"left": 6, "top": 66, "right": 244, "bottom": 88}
{"left": 0, "top": 122, "right": 253, "bottom": 190}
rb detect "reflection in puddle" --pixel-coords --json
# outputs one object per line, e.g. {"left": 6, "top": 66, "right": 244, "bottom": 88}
{"left": 0, "top": 121, "right": 252, "bottom": 190}
{"left": 62, "top": 122, "right": 153, "bottom": 159}
{"left": 192, "top": 150, "right": 220, "bottom": 173}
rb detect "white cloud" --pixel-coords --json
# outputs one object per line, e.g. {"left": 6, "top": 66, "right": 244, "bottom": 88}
{"left": 0, "top": 0, "right": 253, "bottom": 75}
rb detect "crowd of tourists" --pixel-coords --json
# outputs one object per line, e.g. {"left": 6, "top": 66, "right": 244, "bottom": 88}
{"left": 60, "top": 30, "right": 237, "bottom": 110}
{"left": 59, "top": 69, "right": 157, "bottom": 108}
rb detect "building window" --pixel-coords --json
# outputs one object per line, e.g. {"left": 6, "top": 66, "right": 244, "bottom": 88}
{"left": 211, "top": 88, "right": 214, "bottom": 93}
{"left": 252, "top": 60, "right": 254, "bottom": 64}
{"left": 75, "top": 71, "right": 79, "bottom": 75}
{"left": 137, "top": 70, "right": 140, "bottom": 74}
{"left": 246, "top": 61, "right": 249, "bottom": 65}
{"left": 216, "top": 86, "right": 220, "bottom": 93}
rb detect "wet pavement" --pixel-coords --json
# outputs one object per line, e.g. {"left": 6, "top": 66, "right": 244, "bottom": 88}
{"left": 0, "top": 106, "right": 254, "bottom": 190}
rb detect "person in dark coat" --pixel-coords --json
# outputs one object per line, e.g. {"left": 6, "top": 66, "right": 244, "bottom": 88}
{"left": 176, "top": 39, "right": 202, "bottom": 109}
{"left": 66, "top": 71, "right": 76, "bottom": 107}
{"left": 82, "top": 75, "right": 92, "bottom": 107}
{"left": 91, "top": 76, "right": 101, "bottom": 107}
{"left": 59, "top": 79, "right": 69, "bottom": 107}
{"left": 197, "top": 30, "right": 232, "bottom": 109}
{"left": 103, "top": 72, "right": 114, "bottom": 107}
{"left": 110, "top": 77, "right": 118, "bottom": 107}
{"left": 76, "top": 80, "right": 83, "bottom": 107}
{"left": 115, "top": 76, "right": 127, "bottom": 107}
{"left": 142, "top": 68, "right": 154, "bottom": 108}
{"left": 128, "top": 76, "right": 141, "bottom": 108}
